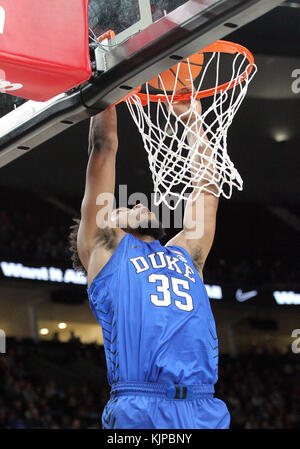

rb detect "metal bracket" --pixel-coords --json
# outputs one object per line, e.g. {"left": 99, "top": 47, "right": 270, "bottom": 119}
{"left": 95, "top": 40, "right": 109, "bottom": 72}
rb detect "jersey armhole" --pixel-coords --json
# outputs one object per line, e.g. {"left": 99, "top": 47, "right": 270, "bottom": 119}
{"left": 166, "top": 244, "right": 204, "bottom": 282}
{"left": 166, "top": 244, "right": 192, "bottom": 262}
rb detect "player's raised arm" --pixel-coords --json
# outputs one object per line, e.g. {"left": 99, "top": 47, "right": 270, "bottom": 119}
{"left": 77, "top": 107, "right": 119, "bottom": 272}
{"left": 166, "top": 98, "right": 219, "bottom": 277}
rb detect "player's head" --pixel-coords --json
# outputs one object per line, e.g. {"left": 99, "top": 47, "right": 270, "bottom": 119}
{"left": 111, "top": 203, "right": 166, "bottom": 240}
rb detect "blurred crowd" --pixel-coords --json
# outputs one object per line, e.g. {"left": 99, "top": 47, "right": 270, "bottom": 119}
{"left": 1, "top": 205, "right": 299, "bottom": 283}
{"left": 216, "top": 351, "right": 300, "bottom": 429}
{"left": 0, "top": 209, "right": 71, "bottom": 266}
{"left": 0, "top": 339, "right": 299, "bottom": 429}
{"left": 0, "top": 339, "right": 109, "bottom": 429}
{"left": 0, "top": 184, "right": 299, "bottom": 284}
{"left": 204, "top": 256, "right": 300, "bottom": 284}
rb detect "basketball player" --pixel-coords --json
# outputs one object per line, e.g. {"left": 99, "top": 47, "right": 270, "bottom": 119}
{"left": 69, "top": 98, "right": 230, "bottom": 429}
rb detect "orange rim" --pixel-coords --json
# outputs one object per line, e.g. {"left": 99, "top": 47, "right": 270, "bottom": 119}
{"left": 125, "top": 40, "right": 255, "bottom": 105}
{"left": 97, "top": 30, "right": 116, "bottom": 42}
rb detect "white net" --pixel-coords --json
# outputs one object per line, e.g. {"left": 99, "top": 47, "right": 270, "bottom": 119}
{"left": 126, "top": 44, "right": 257, "bottom": 210}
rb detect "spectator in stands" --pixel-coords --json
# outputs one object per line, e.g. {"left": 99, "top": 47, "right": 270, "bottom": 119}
{"left": 0, "top": 338, "right": 299, "bottom": 429}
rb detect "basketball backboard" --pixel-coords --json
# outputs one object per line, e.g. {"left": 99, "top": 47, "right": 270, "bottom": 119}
{"left": 89, "top": 0, "right": 201, "bottom": 44}
{"left": 0, "top": 0, "right": 284, "bottom": 168}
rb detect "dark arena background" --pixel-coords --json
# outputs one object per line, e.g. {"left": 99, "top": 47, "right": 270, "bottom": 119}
{"left": 0, "top": 0, "right": 300, "bottom": 430}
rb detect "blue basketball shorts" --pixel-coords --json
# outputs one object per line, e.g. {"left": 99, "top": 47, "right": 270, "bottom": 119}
{"left": 102, "top": 382, "right": 230, "bottom": 429}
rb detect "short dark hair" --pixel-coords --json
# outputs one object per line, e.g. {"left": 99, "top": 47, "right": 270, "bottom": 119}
{"left": 68, "top": 218, "right": 86, "bottom": 275}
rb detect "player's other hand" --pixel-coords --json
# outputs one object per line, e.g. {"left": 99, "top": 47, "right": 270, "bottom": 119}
{"left": 166, "top": 88, "right": 202, "bottom": 123}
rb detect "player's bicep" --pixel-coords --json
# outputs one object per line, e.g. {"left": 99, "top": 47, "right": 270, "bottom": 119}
{"left": 166, "top": 193, "right": 218, "bottom": 270}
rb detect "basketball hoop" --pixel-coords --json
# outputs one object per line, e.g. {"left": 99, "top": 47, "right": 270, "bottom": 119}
{"left": 124, "top": 40, "right": 257, "bottom": 210}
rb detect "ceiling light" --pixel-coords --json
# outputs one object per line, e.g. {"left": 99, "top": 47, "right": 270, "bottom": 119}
{"left": 272, "top": 129, "right": 292, "bottom": 143}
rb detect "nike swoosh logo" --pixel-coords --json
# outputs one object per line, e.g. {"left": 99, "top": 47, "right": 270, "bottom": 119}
{"left": 236, "top": 289, "right": 258, "bottom": 302}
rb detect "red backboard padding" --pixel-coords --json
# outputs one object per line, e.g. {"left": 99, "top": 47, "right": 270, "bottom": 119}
{"left": 0, "top": 0, "right": 92, "bottom": 101}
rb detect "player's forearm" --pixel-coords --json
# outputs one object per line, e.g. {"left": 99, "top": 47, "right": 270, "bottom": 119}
{"left": 186, "top": 121, "right": 218, "bottom": 194}
{"left": 88, "top": 107, "right": 118, "bottom": 157}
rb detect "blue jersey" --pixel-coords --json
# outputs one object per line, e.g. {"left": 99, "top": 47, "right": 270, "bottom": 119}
{"left": 87, "top": 233, "right": 219, "bottom": 387}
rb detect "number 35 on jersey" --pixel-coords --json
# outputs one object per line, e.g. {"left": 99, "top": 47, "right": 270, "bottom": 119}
{"left": 149, "top": 274, "right": 194, "bottom": 312}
